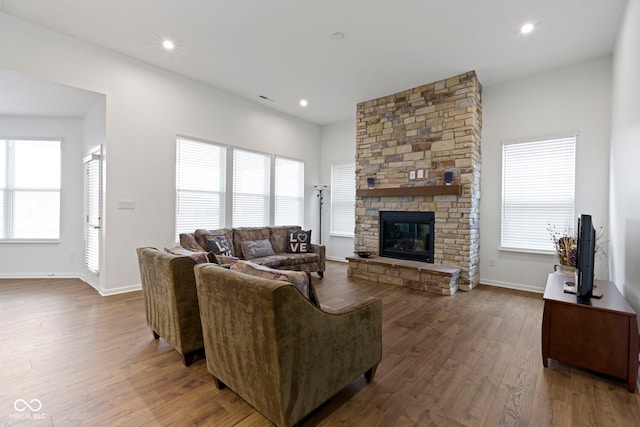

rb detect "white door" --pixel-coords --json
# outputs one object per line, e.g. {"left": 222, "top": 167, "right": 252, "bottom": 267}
{"left": 84, "top": 148, "right": 101, "bottom": 274}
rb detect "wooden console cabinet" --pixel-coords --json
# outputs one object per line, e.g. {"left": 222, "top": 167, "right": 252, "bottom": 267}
{"left": 542, "top": 273, "right": 639, "bottom": 392}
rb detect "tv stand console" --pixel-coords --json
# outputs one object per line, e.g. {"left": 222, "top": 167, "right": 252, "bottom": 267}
{"left": 542, "top": 273, "right": 639, "bottom": 392}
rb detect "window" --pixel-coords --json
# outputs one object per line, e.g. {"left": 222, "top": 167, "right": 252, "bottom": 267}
{"left": 175, "top": 137, "right": 226, "bottom": 236}
{"left": 232, "top": 148, "right": 270, "bottom": 227}
{"left": 330, "top": 162, "right": 355, "bottom": 236}
{"left": 176, "top": 140, "right": 305, "bottom": 230}
{"left": 274, "top": 156, "right": 304, "bottom": 226}
{"left": 0, "top": 139, "right": 61, "bottom": 241}
{"left": 501, "top": 135, "right": 576, "bottom": 252}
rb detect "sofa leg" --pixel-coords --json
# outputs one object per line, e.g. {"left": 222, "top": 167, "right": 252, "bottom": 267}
{"left": 182, "top": 351, "right": 196, "bottom": 367}
{"left": 152, "top": 330, "right": 160, "bottom": 339}
{"left": 213, "top": 376, "right": 226, "bottom": 390}
{"left": 317, "top": 271, "right": 324, "bottom": 278}
{"left": 364, "top": 364, "right": 378, "bottom": 382}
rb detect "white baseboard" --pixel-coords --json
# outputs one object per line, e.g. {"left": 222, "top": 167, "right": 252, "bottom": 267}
{"left": 480, "top": 278, "right": 544, "bottom": 294}
{"left": 98, "top": 283, "right": 142, "bottom": 296}
{"left": 0, "top": 272, "right": 81, "bottom": 279}
{"left": 326, "top": 256, "right": 348, "bottom": 263}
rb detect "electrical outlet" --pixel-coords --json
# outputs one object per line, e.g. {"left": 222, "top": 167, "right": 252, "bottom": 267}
{"left": 409, "top": 170, "right": 416, "bottom": 180}
{"left": 417, "top": 169, "right": 424, "bottom": 179}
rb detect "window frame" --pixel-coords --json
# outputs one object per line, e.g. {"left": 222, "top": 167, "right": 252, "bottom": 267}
{"left": 330, "top": 162, "right": 356, "bottom": 237}
{"left": 274, "top": 155, "right": 305, "bottom": 227}
{"left": 175, "top": 136, "right": 227, "bottom": 238}
{"left": 231, "top": 147, "right": 271, "bottom": 228}
{"left": 0, "top": 138, "right": 62, "bottom": 242}
{"left": 500, "top": 133, "right": 577, "bottom": 254}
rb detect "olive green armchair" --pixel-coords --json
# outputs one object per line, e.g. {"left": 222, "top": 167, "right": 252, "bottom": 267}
{"left": 194, "top": 264, "right": 382, "bottom": 427}
{"left": 136, "top": 247, "right": 204, "bottom": 366}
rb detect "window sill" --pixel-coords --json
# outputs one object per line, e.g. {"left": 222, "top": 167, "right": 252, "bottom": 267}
{"left": 329, "top": 233, "right": 355, "bottom": 238}
{"left": 499, "top": 247, "right": 554, "bottom": 256}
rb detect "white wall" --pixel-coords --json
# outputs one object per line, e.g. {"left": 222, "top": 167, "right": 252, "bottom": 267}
{"left": 0, "top": 116, "right": 84, "bottom": 277}
{"left": 320, "top": 118, "right": 356, "bottom": 261}
{"left": 610, "top": 0, "right": 640, "bottom": 315}
{"left": 0, "top": 12, "right": 321, "bottom": 294}
{"left": 480, "top": 56, "right": 612, "bottom": 293}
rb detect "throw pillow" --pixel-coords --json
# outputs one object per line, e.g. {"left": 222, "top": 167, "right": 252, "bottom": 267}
{"left": 179, "top": 233, "right": 204, "bottom": 251}
{"left": 194, "top": 228, "right": 234, "bottom": 254}
{"left": 241, "top": 239, "right": 275, "bottom": 260}
{"left": 165, "top": 246, "right": 210, "bottom": 264}
{"left": 206, "top": 235, "right": 233, "bottom": 256}
{"left": 286, "top": 229, "right": 312, "bottom": 253}
{"left": 230, "top": 260, "right": 312, "bottom": 301}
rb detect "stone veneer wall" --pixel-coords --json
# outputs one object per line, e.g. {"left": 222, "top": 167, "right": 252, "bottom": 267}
{"left": 354, "top": 71, "right": 482, "bottom": 290}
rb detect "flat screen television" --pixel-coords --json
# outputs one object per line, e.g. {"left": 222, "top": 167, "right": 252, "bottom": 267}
{"left": 575, "top": 214, "right": 596, "bottom": 299}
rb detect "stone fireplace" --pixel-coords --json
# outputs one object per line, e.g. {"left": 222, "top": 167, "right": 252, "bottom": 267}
{"left": 349, "top": 71, "right": 482, "bottom": 292}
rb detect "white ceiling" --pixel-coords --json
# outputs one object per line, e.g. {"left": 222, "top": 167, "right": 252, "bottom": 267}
{"left": 0, "top": 0, "right": 628, "bottom": 125}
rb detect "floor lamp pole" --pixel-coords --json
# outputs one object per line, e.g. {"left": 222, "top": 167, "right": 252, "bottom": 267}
{"left": 314, "top": 185, "right": 327, "bottom": 245}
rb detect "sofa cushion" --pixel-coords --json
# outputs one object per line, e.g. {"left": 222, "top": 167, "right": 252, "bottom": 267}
{"left": 241, "top": 239, "right": 276, "bottom": 260}
{"left": 206, "top": 235, "right": 233, "bottom": 256}
{"left": 165, "top": 246, "right": 210, "bottom": 264}
{"left": 269, "top": 225, "right": 301, "bottom": 253}
{"left": 230, "top": 260, "right": 311, "bottom": 301}
{"left": 249, "top": 252, "right": 319, "bottom": 269}
{"left": 286, "top": 229, "right": 312, "bottom": 253}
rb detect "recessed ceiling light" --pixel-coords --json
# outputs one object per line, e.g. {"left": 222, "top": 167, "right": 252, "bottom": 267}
{"left": 299, "top": 99, "right": 308, "bottom": 107}
{"left": 520, "top": 23, "right": 534, "bottom": 34}
{"left": 162, "top": 40, "right": 175, "bottom": 50}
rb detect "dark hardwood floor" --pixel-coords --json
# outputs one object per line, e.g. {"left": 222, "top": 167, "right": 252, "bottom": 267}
{"left": 1, "top": 261, "right": 639, "bottom": 426}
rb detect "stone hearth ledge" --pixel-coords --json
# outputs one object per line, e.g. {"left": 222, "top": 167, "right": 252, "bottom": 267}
{"left": 346, "top": 256, "right": 461, "bottom": 296}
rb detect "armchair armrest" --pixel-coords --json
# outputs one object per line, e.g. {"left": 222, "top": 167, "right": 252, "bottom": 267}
{"left": 319, "top": 296, "right": 380, "bottom": 315}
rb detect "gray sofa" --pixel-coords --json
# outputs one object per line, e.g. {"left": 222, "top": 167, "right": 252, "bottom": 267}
{"left": 179, "top": 225, "right": 325, "bottom": 277}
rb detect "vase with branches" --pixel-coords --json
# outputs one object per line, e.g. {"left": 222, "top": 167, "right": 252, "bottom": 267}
{"left": 548, "top": 223, "right": 606, "bottom": 275}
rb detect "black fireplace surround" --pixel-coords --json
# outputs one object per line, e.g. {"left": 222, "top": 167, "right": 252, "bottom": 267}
{"left": 379, "top": 211, "right": 435, "bottom": 263}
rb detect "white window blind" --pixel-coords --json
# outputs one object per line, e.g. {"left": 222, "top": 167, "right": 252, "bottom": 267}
{"left": 175, "top": 137, "right": 226, "bottom": 237}
{"left": 84, "top": 151, "right": 101, "bottom": 272}
{"left": 0, "top": 139, "right": 61, "bottom": 240}
{"left": 274, "top": 156, "right": 304, "bottom": 226}
{"left": 330, "top": 162, "right": 355, "bottom": 236}
{"left": 501, "top": 135, "right": 576, "bottom": 252}
{"left": 232, "top": 148, "right": 270, "bottom": 227}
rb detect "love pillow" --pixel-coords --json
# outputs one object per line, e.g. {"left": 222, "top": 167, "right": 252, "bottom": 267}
{"left": 286, "top": 229, "right": 312, "bottom": 253}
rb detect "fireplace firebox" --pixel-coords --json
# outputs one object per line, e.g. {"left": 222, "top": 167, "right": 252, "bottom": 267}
{"left": 379, "top": 211, "right": 435, "bottom": 263}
